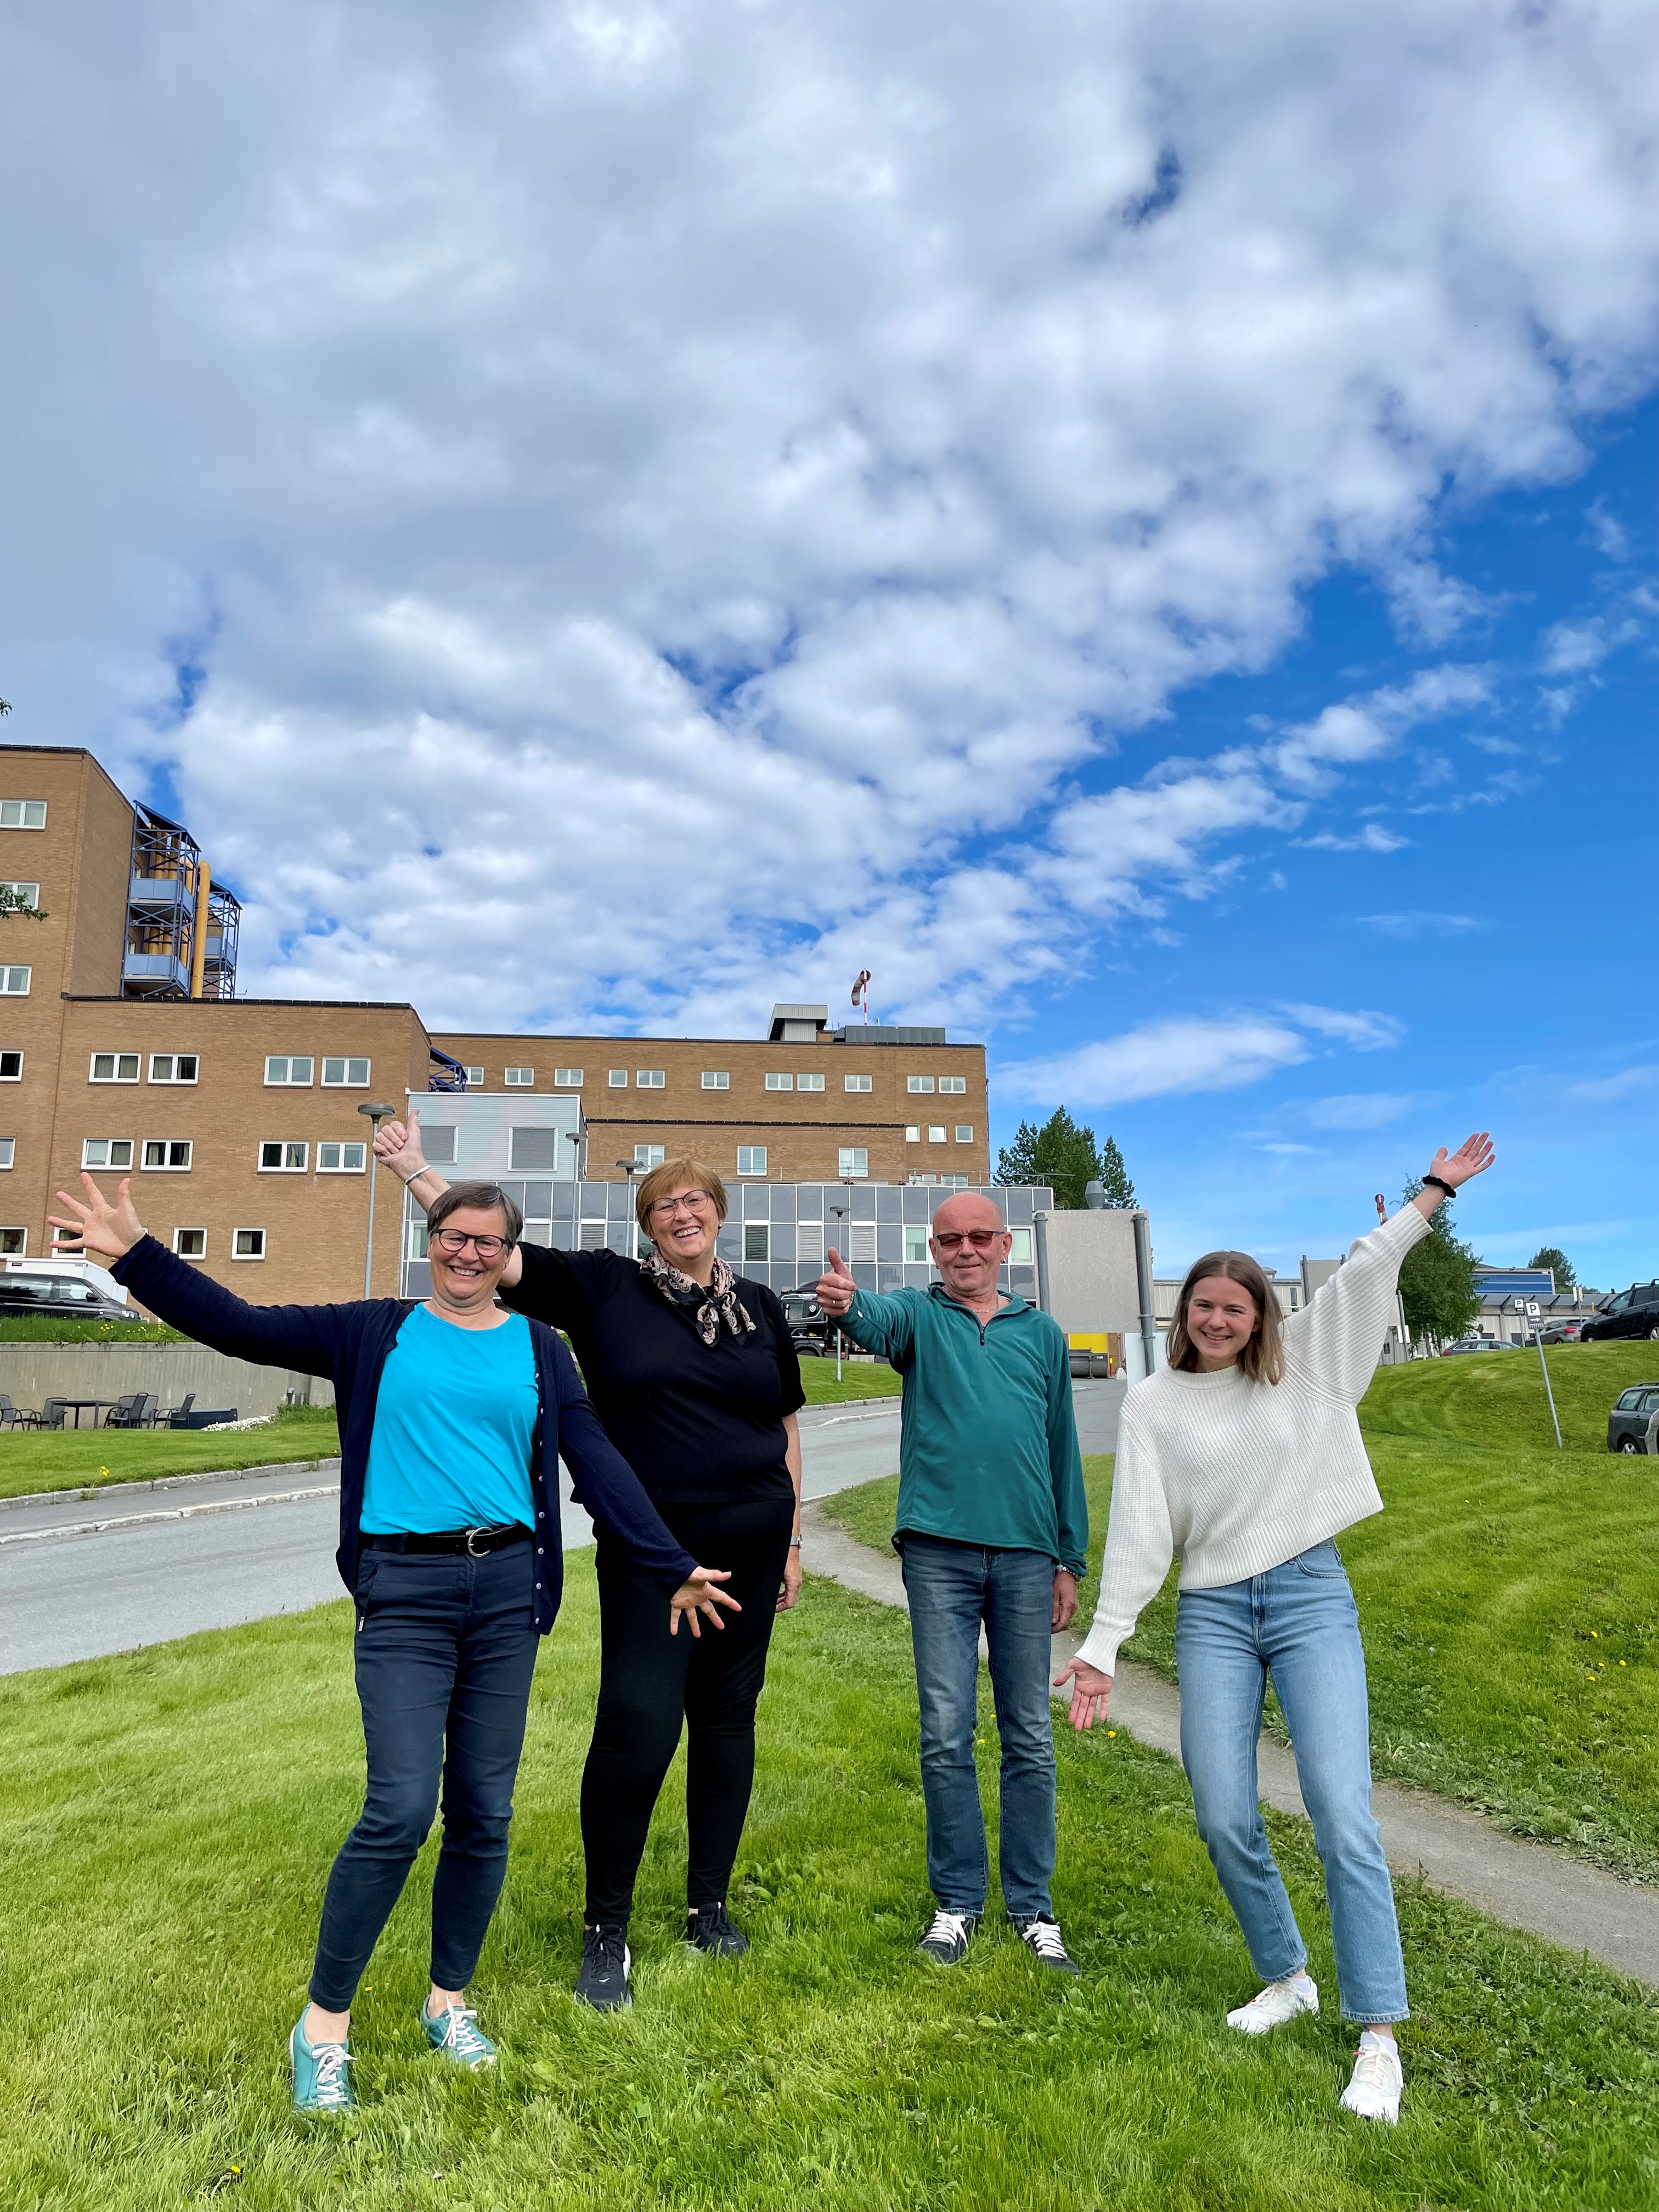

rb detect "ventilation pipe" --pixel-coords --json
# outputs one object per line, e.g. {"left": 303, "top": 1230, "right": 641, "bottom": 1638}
{"left": 189, "top": 861, "right": 211, "bottom": 998}
{"left": 1131, "top": 1207, "right": 1158, "bottom": 1377}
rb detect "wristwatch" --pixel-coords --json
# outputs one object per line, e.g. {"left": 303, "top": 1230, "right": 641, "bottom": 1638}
{"left": 788, "top": 1536, "right": 803, "bottom": 1549}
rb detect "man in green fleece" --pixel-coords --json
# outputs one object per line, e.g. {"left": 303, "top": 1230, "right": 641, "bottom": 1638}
{"left": 816, "top": 1191, "right": 1086, "bottom": 1974}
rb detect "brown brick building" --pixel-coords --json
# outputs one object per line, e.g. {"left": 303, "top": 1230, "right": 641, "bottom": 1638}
{"left": 0, "top": 746, "right": 989, "bottom": 1305}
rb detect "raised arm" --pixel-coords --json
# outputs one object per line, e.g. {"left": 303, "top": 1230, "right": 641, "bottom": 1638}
{"left": 1284, "top": 1132, "right": 1494, "bottom": 1400}
{"left": 49, "top": 1175, "right": 340, "bottom": 1375}
{"left": 374, "top": 1109, "right": 526, "bottom": 1293}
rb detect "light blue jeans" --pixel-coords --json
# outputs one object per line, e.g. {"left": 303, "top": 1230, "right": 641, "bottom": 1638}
{"left": 1175, "top": 1540, "right": 1407, "bottom": 2023}
{"left": 900, "top": 1535, "right": 1058, "bottom": 1921}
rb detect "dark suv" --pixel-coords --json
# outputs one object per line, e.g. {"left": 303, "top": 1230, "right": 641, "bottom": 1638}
{"left": 1608, "top": 1384, "right": 1659, "bottom": 1453}
{"left": 0, "top": 1273, "right": 144, "bottom": 1323}
{"left": 1583, "top": 1283, "right": 1659, "bottom": 1342}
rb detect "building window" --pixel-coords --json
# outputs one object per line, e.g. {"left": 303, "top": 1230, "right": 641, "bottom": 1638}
{"left": 321, "top": 1057, "right": 370, "bottom": 1087}
{"left": 553, "top": 1068, "right": 583, "bottom": 1087}
{"left": 0, "top": 802, "right": 46, "bottom": 830}
{"left": 505, "top": 1067, "right": 535, "bottom": 1087}
{"left": 737, "top": 1146, "right": 768, "bottom": 1176}
{"left": 797, "top": 1072, "right": 825, "bottom": 1092}
{"left": 903, "top": 1224, "right": 929, "bottom": 1263}
{"left": 634, "top": 1144, "right": 665, "bottom": 1167}
{"left": 408, "top": 1221, "right": 430, "bottom": 1261}
{"left": 173, "top": 1228, "right": 207, "bottom": 1260}
{"left": 939, "top": 1076, "right": 967, "bottom": 1095}
{"left": 82, "top": 1138, "right": 134, "bottom": 1171}
{"left": 0, "top": 1052, "right": 20, "bottom": 1080}
{"left": 636, "top": 1069, "right": 665, "bottom": 1088}
{"left": 839, "top": 1147, "right": 868, "bottom": 1178}
{"left": 844, "top": 1073, "right": 872, "bottom": 1093}
{"left": 608, "top": 1069, "right": 628, "bottom": 1088}
{"left": 1008, "top": 1228, "right": 1034, "bottom": 1264}
{"left": 422, "top": 1125, "right": 458, "bottom": 1165}
{"left": 928, "top": 1126, "right": 947, "bottom": 1144}
{"left": 0, "top": 1138, "right": 12, "bottom": 1170}
{"left": 91, "top": 1053, "right": 140, "bottom": 1084}
{"left": 0, "top": 968, "right": 29, "bottom": 996}
{"left": 509, "top": 1127, "right": 561, "bottom": 1172}
{"left": 0, "top": 1228, "right": 25, "bottom": 1255}
{"left": 0, "top": 882, "right": 40, "bottom": 907}
{"left": 849, "top": 1222, "right": 877, "bottom": 1263}
{"left": 232, "top": 1228, "right": 266, "bottom": 1261}
{"left": 955, "top": 1125, "right": 973, "bottom": 1143}
{"left": 142, "top": 1139, "right": 193, "bottom": 1171}
{"left": 765, "top": 1073, "right": 793, "bottom": 1091}
{"left": 701, "top": 1071, "right": 730, "bottom": 1090}
{"left": 906, "top": 1075, "right": 935, "bottom": 1094}
{"left": 317, "top": 1142, "right": 367, "bottom": 1173}
{"left": 265, "top": 1056, "right": 314, "bottom": 1086}
{"left": 464, "top": 1065, "right": 485, "bottom": 1085}
{"left": 258, "top": 1141, "right": 307, "bottom": 1172}
{"left": 798, "top": 1222, "right": 825, "bottom": 1272}
{"left": 149, "top": 1054, "right": 199, "bottom": 1085}
{"left": 905, "top": 1124, "right": 921, "bottom": 1143}
{"left": 743, "top": 1223, "right": 769, "bottom": 1263}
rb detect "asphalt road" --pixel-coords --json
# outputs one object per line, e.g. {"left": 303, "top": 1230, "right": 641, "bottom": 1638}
{"left": 0, "top": 1380, "right": 1124, "bottom": 1677}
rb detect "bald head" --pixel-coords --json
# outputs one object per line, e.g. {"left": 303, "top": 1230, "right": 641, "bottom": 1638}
{"left": 932, "top": 1190, "right": 1006, "bottom": 1237}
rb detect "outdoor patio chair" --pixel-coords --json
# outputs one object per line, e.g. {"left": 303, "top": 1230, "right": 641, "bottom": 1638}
{"left": 0, "top": 1391, "right": 42, "bottom": 1429}
{"left": 103, "top": 1392, "right": 146, "bottom": 1429}
{"left": 39, "top": 1398, "right": 68, "bottom": 1430}
{"left": 163, "top": 1392, "right": 198, "bottom": 1429}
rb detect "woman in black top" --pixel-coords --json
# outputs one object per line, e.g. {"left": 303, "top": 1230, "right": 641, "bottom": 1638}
{"left": 381, "top": 1117, "right": 805, "bottom": 2011}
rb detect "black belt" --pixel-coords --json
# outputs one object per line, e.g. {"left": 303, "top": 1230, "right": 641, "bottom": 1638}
{"left": 363, "top": 1525, "right": 532, "bottom": 1558}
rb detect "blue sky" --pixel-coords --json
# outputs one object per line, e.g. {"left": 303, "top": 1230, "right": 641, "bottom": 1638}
{"left": 1, "top": 0, "right": 1654, "bottom": 1288}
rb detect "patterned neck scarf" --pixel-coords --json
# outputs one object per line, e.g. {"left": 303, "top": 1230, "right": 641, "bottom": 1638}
{"left": 640, "top": 1242, "right": 756, "bottom": 1347}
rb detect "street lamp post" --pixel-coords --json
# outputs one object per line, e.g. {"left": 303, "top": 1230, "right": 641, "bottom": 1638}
{"left": 616, "top": 1159, "right": 644, "bottom": 1257}
{"left": 357, "top": 1103, "right": 397, "bottom": 1297}
{"left": 827, "top": 1198, "right": 850, "bottom": 1381}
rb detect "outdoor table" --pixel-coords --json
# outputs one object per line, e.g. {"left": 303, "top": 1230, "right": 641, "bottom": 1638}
{"left": 49, "top": 1398, "right": 119, "bottom": 1430}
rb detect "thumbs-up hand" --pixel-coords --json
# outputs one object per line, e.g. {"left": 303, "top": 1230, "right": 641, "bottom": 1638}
{"left": 816, "top": 1249, "right": 856, "bottom": 1317}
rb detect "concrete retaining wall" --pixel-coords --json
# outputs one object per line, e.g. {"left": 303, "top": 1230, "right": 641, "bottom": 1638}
{"left": 0, "top": 1341, "right": 335, "bottom": 1421}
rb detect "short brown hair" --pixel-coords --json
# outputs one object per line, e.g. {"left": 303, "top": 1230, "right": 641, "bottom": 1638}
{"left": 427, "top": 1181, "right": 524, "bottom": 1245}
{"left": 1167, "top": 1250, "right": 1285, "bottom": 1384}
{"left": 634, "top": 1155, "right": 730, "bottom": 1234}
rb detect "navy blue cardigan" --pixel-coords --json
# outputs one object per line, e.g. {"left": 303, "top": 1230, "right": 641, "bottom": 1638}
{"left": 111, "top": 1236, "right": 698, "bottom": 1635}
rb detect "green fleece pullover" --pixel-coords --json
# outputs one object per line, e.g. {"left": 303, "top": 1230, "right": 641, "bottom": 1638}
{"left": 841, "top": 1284, "right": 1087, "bottom": 1571}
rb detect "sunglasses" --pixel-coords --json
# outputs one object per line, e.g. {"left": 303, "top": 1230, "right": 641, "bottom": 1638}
{"left": 933, "top": 1229, "right": 1005, "bottom": 1252}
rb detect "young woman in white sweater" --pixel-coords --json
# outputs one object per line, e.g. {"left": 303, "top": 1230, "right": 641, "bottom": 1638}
{"left": 1055, "top": 1135, "right": 1494, "bottom": 2125}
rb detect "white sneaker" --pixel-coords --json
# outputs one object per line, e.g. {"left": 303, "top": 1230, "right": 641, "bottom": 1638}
{"left": 1340, "top": 2032, "right": 1403, "bottom": 2124}
{"left": 1226, "top": 1973, "right": 1319, "bottom": 2035}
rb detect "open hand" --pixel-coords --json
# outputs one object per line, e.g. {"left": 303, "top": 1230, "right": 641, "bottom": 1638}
{"left": 816, "top": 1249, "right": 855, "bottom": 1318}
{"left": 669, "top": 1565, "right": 742, "bottom": 1638}
{"left": 374, "top": 1106, "right": 428, "bottom": 1182}
{"left": 48, "top": 1173, "right": 146, "bottom": 1262}
{"left": 1052, "top": 1656, "right": 1113, "bottom": 1732}
{"left": 1427, "top": 1132, "right": 1494, "bottom": 1190}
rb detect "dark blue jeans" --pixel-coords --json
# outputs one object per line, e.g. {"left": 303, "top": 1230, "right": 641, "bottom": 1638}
{"left": 309, "top": 1543, "right": 539, "bottom": 2012}
{"left": 899, "top": 1534, "right": 1058, "bottom": 1921}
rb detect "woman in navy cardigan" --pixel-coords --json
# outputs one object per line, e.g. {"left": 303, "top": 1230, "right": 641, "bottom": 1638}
{"left": 52, "top": 1171, "right": 736, "bottom": 2114}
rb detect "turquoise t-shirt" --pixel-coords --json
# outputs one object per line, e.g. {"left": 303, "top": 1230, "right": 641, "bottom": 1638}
{"left": 361, "top": 1306, "right": 538, "bottom": 1535}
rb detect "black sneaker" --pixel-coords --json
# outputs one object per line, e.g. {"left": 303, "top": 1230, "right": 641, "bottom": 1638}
{"left": 685, "top": 1902, "right": 749, "bottom": 1957}
{"left": 916, "top": 1908, "right": 979, "bottom": 1965}
{"left": 574, "top": 1925, "right": 631, "bottom": 2011}
{"left": 1013, "top": 1914, "right": 1081, "bottom": 1976}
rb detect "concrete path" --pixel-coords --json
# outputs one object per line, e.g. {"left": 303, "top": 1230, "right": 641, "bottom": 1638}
{"left": 799, "top": 1501, "right": 1659, "bottom": 1993}
{"left": 0, "top": 1385, "right": 1122, "bottom": 1676}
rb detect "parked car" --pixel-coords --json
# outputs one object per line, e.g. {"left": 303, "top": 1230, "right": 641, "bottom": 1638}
{"left": 1607, "top": 1383, "right": 1659, "bottom": 1453}
{"left": 780, "top": 1288, "right": 836, "bottom": 1358}
{"left": 0, "top": 1272, "right": 145, "bottom": 1323}
{"left": 1441, "top": 1336, "right": 1516, "bottom": 1355}
{"left": 1583, "top": 1283, "right": 1659, "bottom": 1343}
{"left": 1539, "top": 1318, "right": 1591, "bottom": 1345}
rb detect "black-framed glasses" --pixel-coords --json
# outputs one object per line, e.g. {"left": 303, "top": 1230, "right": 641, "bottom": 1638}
{"left": 933, "top": 1229, "right": 1005, "bottom": 1252}
{"left": 433, "top": 1229, "right": 511, "bottom": 1259}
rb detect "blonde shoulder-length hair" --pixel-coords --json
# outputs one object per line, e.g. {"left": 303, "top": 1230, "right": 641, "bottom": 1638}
{"left": 633, "top": 1155, "right": 731, "bottom": 1237}
{"left": 1166, "top": 1250, "right": 1285, "bottom": 1385}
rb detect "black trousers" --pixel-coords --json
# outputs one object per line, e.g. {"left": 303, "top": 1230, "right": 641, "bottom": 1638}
{"left": 582, "top": 1492, "right": 794, "bottom": 1926}
{"left": 309, "top": 1543, "right": 539, "bottom": 2012}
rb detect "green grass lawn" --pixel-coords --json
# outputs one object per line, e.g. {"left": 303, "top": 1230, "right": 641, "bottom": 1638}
{"left": 797, "top": 1358, "right": 902, "bottom": 1406}
{"left": 822, "top": 1346, "right": 1659, "bottom": 1882}
{"left": 4, "top": 1563, "right": 1657, "bottom": 2210}
{"left": 0, "top": 1315, "right": 185, "bottom": 1342}
{"left": 0, "top": 1403, "right": 340, "bottom": 1500}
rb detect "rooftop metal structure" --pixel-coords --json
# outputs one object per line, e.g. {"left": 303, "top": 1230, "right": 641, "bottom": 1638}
{"left": 122, "top": 805, "right": 241, "bottom": 1000}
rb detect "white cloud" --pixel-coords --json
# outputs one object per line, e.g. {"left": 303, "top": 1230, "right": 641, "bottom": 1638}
{"left": 0, "top": 0, "right": 1656, "bottom": 1030}
{"left": 999, "top": 1017, "right": 1313, "bottom": 1107}
{"left": 1280, "top": 1005, "right": 1404, "bottom": 1051}
{"left": 1358, "top": 911, "right": 1487, "bottom": 938}
{"left": 1295, "top": 824, "right": 1411, "bottom": 854}
{"left": 1305, "top": 1093, "right": 1419, "bottom": 1130}
{"left": 1567, "top": 1064, "right": 1659, "bottom": 1102}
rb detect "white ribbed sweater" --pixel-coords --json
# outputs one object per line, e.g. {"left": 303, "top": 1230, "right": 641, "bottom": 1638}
{"left": 1074, "top": 1203, "right": 1430, "bottom": 1677}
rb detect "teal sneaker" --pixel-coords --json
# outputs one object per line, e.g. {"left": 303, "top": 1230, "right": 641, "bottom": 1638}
{"left": 421, "top": 2000, "right": 498, "bottom": 2069}
{"left": 290, "top": 2014, "right": 356, "bottom": 2114}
